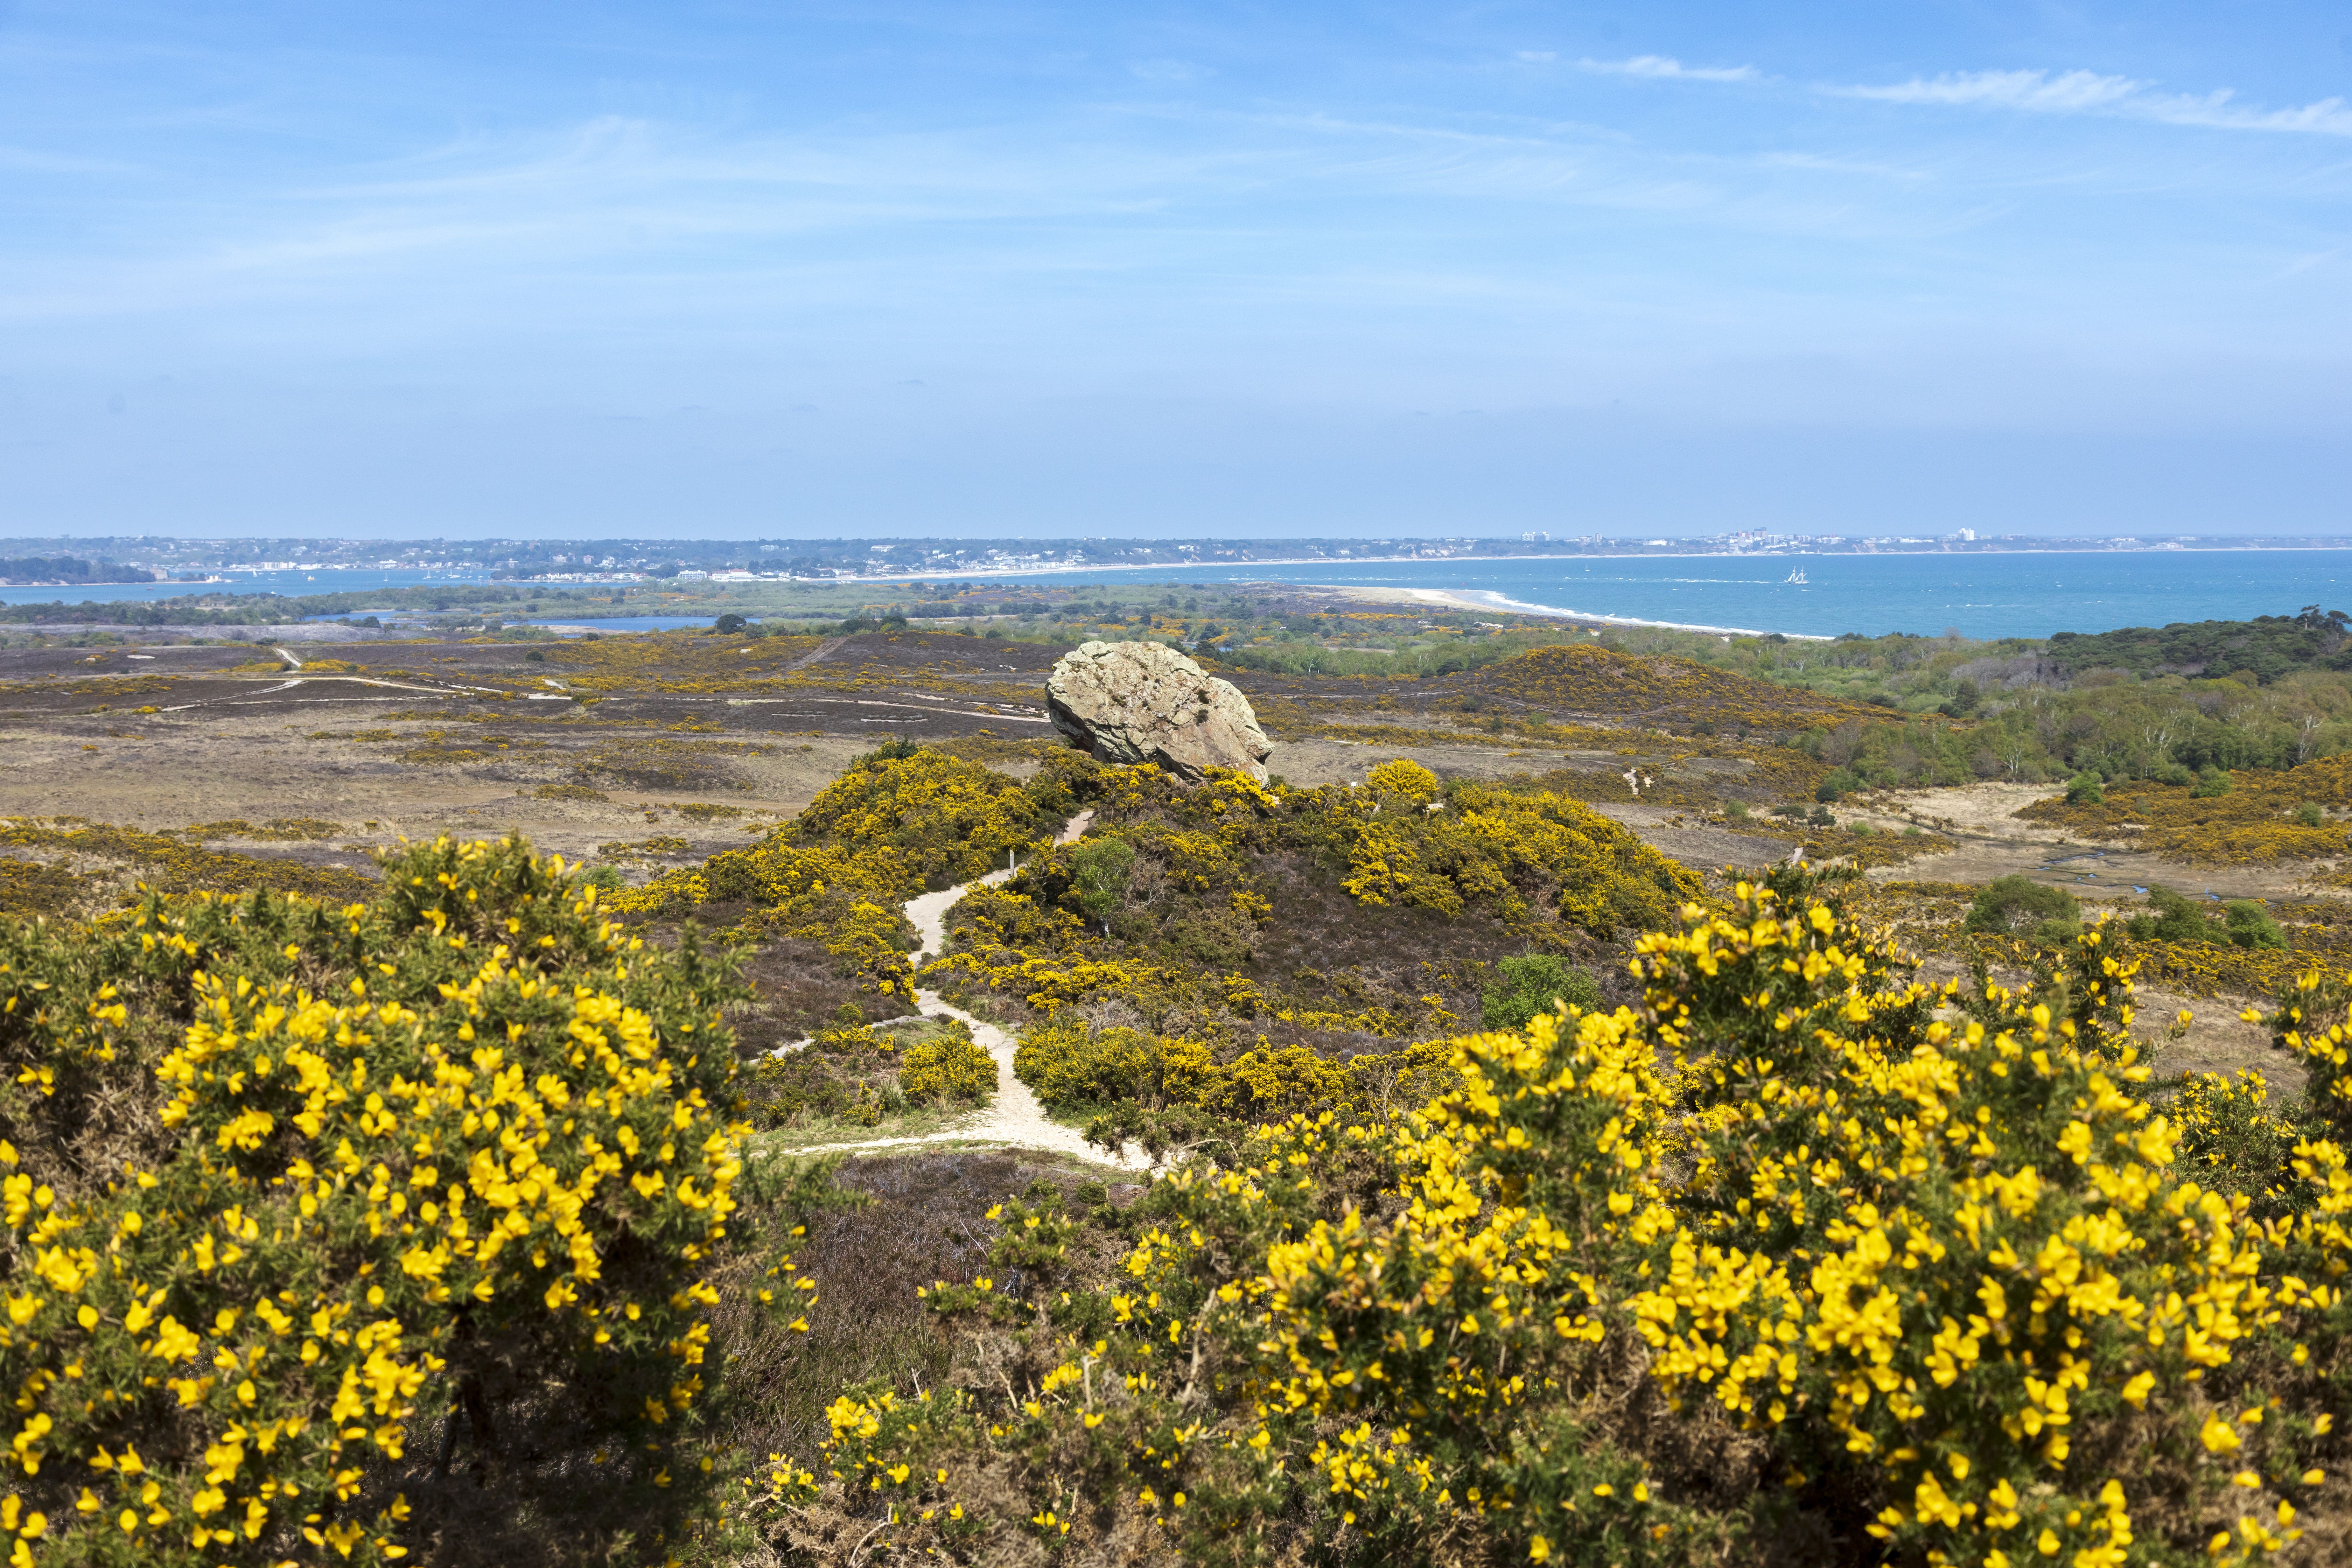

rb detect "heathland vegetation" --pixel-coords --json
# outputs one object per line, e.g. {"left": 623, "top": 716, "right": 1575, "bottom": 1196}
{"left": 6, "top": 767, "right": 2347, "bottom": 1564}
{"left": 6, "top": 603, "right": 2352, "bottom": 1562}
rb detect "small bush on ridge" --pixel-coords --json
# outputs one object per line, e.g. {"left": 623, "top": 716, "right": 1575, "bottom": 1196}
{"left": 899, "top": 1023, "right": 998, "bottom": 1105}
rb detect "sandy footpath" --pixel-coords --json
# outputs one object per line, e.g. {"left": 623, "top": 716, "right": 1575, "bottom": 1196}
{"left": 761, "top": 992, "right": 1133, "bottom": 1167}
{"left": 764, "top": 808, "right": 1158, "bottom": 1170}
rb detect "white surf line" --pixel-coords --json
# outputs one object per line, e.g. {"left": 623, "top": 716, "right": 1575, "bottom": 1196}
{"left": 1398, "top": 586, "right": 1833, "bottom": 641}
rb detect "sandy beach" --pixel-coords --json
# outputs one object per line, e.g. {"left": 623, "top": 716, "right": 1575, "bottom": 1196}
{"left": 1307, "top": 581, "right": 1833, "bottom": 639}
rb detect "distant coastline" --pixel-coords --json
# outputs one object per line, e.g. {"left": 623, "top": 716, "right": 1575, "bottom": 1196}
{"left": 11, "top": 534, "right": 2352, "bottom": 600}
{"left": 745, "top": 542, "right": 2352, "bottom": 588}
{"left": 8, "top": 541, "right": 2351, "bottom": 643}
{"left": 8, "top": 545, "right": 2349, "bottom": 595}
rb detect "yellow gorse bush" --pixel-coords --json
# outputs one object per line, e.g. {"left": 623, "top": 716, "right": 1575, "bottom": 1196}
{"left": 1627, "top": 896, "right": 2332, "bottom": 1568}
{"left": 926, "top": 758, "right": 1694, "bottom": 1028}
{"left": 606, "top": 745, "right": 1071, "bottom": 999}
{"left": 1011, "top": 1014, "right": 1459, "bottom": 1134}
{"left": 2017, "top": 759, "right": 2352, "bottom": 867}
{"left": 785, "top": 744, "right": 1062, "bottom": 890}
{"left": 898, "top": 1024, "right": 997, "bottom": 1105}
{"left": 807, "top": 889, "right": 2351, "bottom": 1567}
{"left": 0, "top": 839, "right": 817, "bottom": 1567}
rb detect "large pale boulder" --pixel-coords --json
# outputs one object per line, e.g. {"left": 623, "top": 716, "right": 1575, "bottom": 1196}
{"left": 1047, "top": 640, "right": 1273, "bottom": 784}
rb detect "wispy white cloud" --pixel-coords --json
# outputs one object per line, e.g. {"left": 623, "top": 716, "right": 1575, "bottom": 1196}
{"left": 1845, "top": 68, "right": 2135, "bottom": 114}
{"left": 0, "top": 144, "right": 139, "bottom": 176}
{"left": 1578, "top": 56, "right": 1757, "bottom": 84}
{"left": 1840, "top": 68, "right": 2352, "bottom": 136}
{"left": 1758, "top": 151, "right": 1928, "bottom": 181}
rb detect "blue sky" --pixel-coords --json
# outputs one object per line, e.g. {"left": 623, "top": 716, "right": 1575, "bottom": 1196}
{"left": 3, "top": 1, "right": 2349, "bottom": 539}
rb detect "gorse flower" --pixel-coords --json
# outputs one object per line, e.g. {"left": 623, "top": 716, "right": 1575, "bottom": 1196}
{"left": 811, "top": 888, "right": 2352, "bottom": 1567}
{"left": 0, "top": 838, "right": 816, "bottom": 1566}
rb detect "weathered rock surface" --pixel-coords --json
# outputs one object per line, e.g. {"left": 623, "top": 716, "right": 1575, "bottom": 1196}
{"left": 1046, "top": 640, "right": 1273, "bottom": 783}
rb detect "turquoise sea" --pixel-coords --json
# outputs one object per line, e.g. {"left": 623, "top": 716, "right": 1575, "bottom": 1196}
{"left": 5, "top": 549, "right": 2349, "bottom": 642}
{"left": 1008, "top": 550, "right": 2352, "bottom": 642}
{"left": 0, "top": 567, "right": 497, "bottom": 608}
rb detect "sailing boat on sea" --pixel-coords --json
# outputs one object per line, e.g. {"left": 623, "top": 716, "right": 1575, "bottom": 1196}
{"left": 1783, "top": 567, "right": 1808, "bottom": 585}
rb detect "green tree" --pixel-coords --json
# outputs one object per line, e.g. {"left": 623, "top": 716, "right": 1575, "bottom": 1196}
{"left": 1962, "top": 874, "right": 2079, "bottom": 942}
{"left": 1066, "top": 836, "right": 1137, "bottom": 936}
{"left": 2223, "top": 898, "right": 2289, "bottom": 951}
{"left": 2128, "top": 886, "right": 2225, "bottom": 944}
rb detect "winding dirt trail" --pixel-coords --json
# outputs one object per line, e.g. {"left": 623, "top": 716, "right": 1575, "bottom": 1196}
{"left": 764, "top": 810, "right": 1150, "bottom": 1168}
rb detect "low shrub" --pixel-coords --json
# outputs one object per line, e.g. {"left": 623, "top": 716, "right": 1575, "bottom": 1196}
{"left": 1066, "top": 835, "right": 1137, "bottom": 935}
{"left": 2226, "top": 898, "right": 2290, "bottom": 951}
{"left": 1365, "top": 758, "right": 1441, "bottom": 800}
{"left": 2130, "top": 885, "right": 2226, "bottom": 944}
{"left": 748, "top": 1051, "right": 853, "bottom": 1125}
{"left": 789, "top": 745, "right": 1060, "bottom": 888}
{"left": 815, "top": 1022, "right": 892, "bottom": 1056}
{"left": 2128, "top": 887, "right": 2290, "bottom": 951}
{"left": 899, "top": 1022, "right": 998, "bottom": 1104}
{"left": 1013, "top": 1018, "right": 1171, "bottom": 1110}
{"left": 1478, "top": 952, "right": 1602, "bottom": 1031}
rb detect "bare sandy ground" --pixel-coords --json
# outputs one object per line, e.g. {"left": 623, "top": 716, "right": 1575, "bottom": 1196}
{"left": 1586, "top": 802, "right": 1790, "bottom": 883}
{"left": 1268, "top": 736, "right": 1612, "bottom": 787}
{"left": 0, "top": 709, "right": 874, "bottom": 864}
{"left": 1855, "top": 782, "right": 2314, "bottom": 904}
